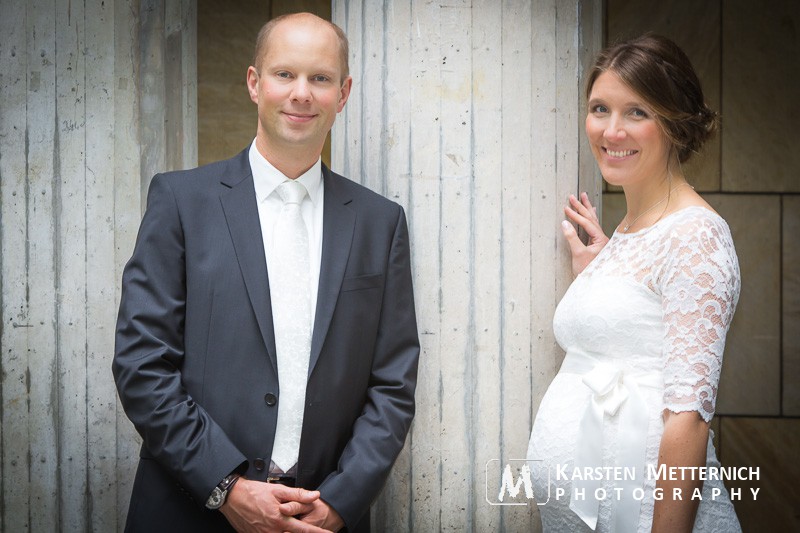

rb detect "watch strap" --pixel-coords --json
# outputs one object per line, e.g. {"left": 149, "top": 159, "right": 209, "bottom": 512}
{"left": 205, "top": 473, "right": 240, "bottom": 509}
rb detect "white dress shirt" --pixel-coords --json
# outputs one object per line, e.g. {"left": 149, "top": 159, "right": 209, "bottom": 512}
{"left": 249, "top": 140, "right": 324, "bottom": 330}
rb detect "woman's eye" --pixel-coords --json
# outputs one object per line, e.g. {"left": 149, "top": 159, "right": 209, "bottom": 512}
{"left": 631, "top": 108, "right": 648, "bottom": 118}
{"left": 591, "top": 104, "right": 608, "bottom": 114}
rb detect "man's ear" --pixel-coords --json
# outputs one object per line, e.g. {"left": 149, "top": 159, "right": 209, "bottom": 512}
{"left": 337, "top": 76, "right": 353, "bottom": 112}
{"left": 246, "top": 66, "right": 259, "bottom": 104}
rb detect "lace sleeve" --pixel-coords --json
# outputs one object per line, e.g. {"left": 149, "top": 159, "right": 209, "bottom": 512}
{"left": 660, "top": 214, "right": 741, "bottom": 422}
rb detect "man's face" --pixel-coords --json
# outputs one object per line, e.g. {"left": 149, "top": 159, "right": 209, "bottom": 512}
{"left": 247, "top": 18, "right": 351, "bottom": 161}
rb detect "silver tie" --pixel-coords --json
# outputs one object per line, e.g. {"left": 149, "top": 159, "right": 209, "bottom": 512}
{"left": 270, "top": 179, "right": 312, "bottom": 471}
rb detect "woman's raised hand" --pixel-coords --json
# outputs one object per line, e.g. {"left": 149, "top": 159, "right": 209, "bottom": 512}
{"left": 561, "top": 192, "right": 609, "bottom": 276}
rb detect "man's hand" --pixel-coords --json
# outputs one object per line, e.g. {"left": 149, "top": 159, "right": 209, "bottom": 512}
{"left": 561, "top": 192, "right": 609, "bottom": 276}
{"left": 281, "top": 498, "right": 345, "bottom": 532}
{"left": 220, "top": 478, "right": 331, "bottom": 533}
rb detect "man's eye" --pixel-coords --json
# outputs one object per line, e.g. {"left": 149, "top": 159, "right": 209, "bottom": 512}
{"left": 277, "top": 72, "right": 292, "bottom": 79}
{"left": 312, "top": 75, "right": 330, "bottom": 82}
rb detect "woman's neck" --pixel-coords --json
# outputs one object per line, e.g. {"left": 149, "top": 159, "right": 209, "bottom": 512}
{"left": 620, "top": 167, "right": 689, "bottom": 232}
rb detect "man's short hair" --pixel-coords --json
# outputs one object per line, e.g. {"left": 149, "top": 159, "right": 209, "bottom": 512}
{"left": 252, "top": 13, "right": 350, "bottom": 83}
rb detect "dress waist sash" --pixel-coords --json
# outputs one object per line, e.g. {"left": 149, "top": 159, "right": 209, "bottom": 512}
{"left": 560, "top": 350, "right": 662, "bottom": 531}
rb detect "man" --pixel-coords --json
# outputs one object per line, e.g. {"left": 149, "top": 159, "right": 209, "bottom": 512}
{"left": 113, "top": 13, "right": 419, "bottom": 533}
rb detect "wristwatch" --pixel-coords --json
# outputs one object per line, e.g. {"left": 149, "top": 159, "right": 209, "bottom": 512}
{"left": 205, "top": 473, "right": 240, "bottom": 510}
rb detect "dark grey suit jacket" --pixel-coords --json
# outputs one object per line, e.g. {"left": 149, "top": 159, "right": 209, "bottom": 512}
{"left": 113, "top": 148, "right": 420, "bottom": 532}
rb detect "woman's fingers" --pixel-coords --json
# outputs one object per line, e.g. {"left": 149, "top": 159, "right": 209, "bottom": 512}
{"left": 566, "top": 193, "right": 609, "bottom": 244}
{"left": 580, "top": 192, "right": 600, "bottom": 224}
{"left": 564, "top": 204, "right": 600, "bottom": 234}
{"left": 568, "top": 193, "right": 594, "bottom": 219}
{"left": 561, "top": 220, "right": 584, "bottom": 254}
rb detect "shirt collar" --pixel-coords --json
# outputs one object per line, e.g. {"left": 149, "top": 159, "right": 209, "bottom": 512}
{"left": 249, "top": 140, "right": 323, "bottom": 205}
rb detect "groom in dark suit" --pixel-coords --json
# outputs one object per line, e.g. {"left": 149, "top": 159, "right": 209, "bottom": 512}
{"left": 113, "top": 12, "right": 419, "bottom": 533}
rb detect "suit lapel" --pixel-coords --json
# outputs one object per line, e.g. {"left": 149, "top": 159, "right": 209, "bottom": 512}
{"left": 219, "top": 150, "right": 278, "bottom": 374}
{"left": 309, "top": 166, "right": 355, "bottom": 375}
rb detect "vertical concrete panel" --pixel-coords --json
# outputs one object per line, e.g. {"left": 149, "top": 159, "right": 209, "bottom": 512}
{"left": 0, "top": 0, "right": 31, "bottom": 529}
{"left": 333, "top": 1, "right": 600, "bottom": 530}
{"left": 528, "top": 0, "right": 559, "bottom": 413}
{"left": 181, "top": 0, "right": 198, "bottom": 169}
{"left": 55, "top": 0, "right": 89, "bottom": 529}
{"left": 499, "top": 2, "right": 535, "bottom": 530}
{"left": 112, "top": 1, "right": 143, "bottom": 527}
{"left": 336, "top": 1, "right": 365, "bottom": 184}
{"left": 139, "top": 0, "right": 166, "bottom": 197}
{"left": 358, "top": 1, "right": 388, "bottom": 196}
{"left": 164, "top": 0, "right": 198, "bottom": 171}
{"left": 367, "top": 1, "right": 414, "bottom": 529}
{"left": 406, "top": 1, "right": 443, "bottom": 529}
{"left": 471, "top": 3, "right": 503, "bottom": 530}
{"left": 85, "top": 0, "right": 122, "bottom": 531}
{"left": 26, "top": 1, "right": 60, "bottom": 529}
{"left": 165, "top": 0, "right": 185, "bottom": 170}
{"left": 438, "top": 2, "right": 473, "bottom": 528}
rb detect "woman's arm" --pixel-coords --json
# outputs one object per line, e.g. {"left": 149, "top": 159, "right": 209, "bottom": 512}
{"left": 654, "top": 213, "right": 740, "bottom": 532}
{"left": 651, "top": 410, "right": 710, "bottom": 532}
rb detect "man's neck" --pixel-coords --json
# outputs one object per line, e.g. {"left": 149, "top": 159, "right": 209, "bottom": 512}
{"left": 255, "top": 137, "right": 321, "bottom": 179}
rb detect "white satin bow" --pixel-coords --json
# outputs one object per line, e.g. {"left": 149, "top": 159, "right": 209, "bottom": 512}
{"left": 561, "top": 352, "right": 661, "bottom": 531}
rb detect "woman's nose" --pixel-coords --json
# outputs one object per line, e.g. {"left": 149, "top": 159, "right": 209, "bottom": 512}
{"left": 603, "top": 115, "right": 626, "bottom": 141}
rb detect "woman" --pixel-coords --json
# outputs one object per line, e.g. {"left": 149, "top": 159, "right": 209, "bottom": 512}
{"left": 527, "top": 34, "right": 741, "bottom": 532}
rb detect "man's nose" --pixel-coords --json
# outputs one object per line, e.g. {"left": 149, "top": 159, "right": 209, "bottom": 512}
{"left": 291, "top": 78, "right": 312, "bottom": 102}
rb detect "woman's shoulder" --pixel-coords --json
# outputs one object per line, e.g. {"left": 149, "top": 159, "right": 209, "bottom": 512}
{"left": 660, "top": 205, "right": 734, "bottom": 246}
{"left": 619, "top": 205, "right": 733, "bottom": 252}
{"left": 658, "top": 205, "right": 740, "bottom": 286}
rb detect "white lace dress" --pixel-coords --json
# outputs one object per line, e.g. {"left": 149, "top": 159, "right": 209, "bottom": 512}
{"left": 527, "top": 206, "right": 741, "bottom": 532}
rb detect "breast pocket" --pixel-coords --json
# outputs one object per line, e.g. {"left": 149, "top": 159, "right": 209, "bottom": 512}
{"left": 340, "top": 273, "right": 384, "bottom": 292}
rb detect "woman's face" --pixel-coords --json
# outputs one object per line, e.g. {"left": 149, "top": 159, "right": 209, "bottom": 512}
{"left": 585, "top": 71, "right": 672, "bottom": 188}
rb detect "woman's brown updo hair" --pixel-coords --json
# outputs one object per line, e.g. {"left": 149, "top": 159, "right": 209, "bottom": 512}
{"left": 586, "top": 33, "right": 718, "bottom": 163}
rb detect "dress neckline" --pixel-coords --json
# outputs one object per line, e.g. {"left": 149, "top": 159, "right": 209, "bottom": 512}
{"left": 611, "top": 205, "right": 722, "bottom": 238}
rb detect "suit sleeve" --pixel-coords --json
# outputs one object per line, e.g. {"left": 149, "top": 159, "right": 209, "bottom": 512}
{"left": 317, "top": 206, "right": 420, "bottom": 528}
{"left": 112, "top": 174, "right": 247, "bottom": 504}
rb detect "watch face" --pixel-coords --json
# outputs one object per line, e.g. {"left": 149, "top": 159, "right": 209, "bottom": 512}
{"left": 206, "top": 488, "right": 224, "bottom": 509}
{"left": 206, "top": 474, "right": 238, "bottom": 509}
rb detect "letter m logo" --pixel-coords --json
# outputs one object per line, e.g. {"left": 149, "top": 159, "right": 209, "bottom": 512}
{"left": 497, "top": 463, "right": 534, "bottom": 502}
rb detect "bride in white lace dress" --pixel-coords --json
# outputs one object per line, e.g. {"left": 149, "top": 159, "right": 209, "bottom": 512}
{"left": 527, "top": 35, "right": 741, "bottom": 532}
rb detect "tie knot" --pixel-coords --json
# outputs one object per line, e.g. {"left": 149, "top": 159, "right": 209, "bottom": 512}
{"left": 276, "top": 180, "right": 308, "bottom": 205}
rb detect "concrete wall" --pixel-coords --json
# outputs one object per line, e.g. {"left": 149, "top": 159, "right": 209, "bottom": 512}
{"left": 0, "top": 0, "right": 195, "bottom": 530}
{"left": 332, "top": 1, "right": 601, "bottom": 530}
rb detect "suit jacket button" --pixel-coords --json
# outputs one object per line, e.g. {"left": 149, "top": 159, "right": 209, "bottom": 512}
{"left": 253, "top": 458, "right": 266, "bottom": 471}
{"left": 264, "top": 393, "right": 277, "bottom": 406}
